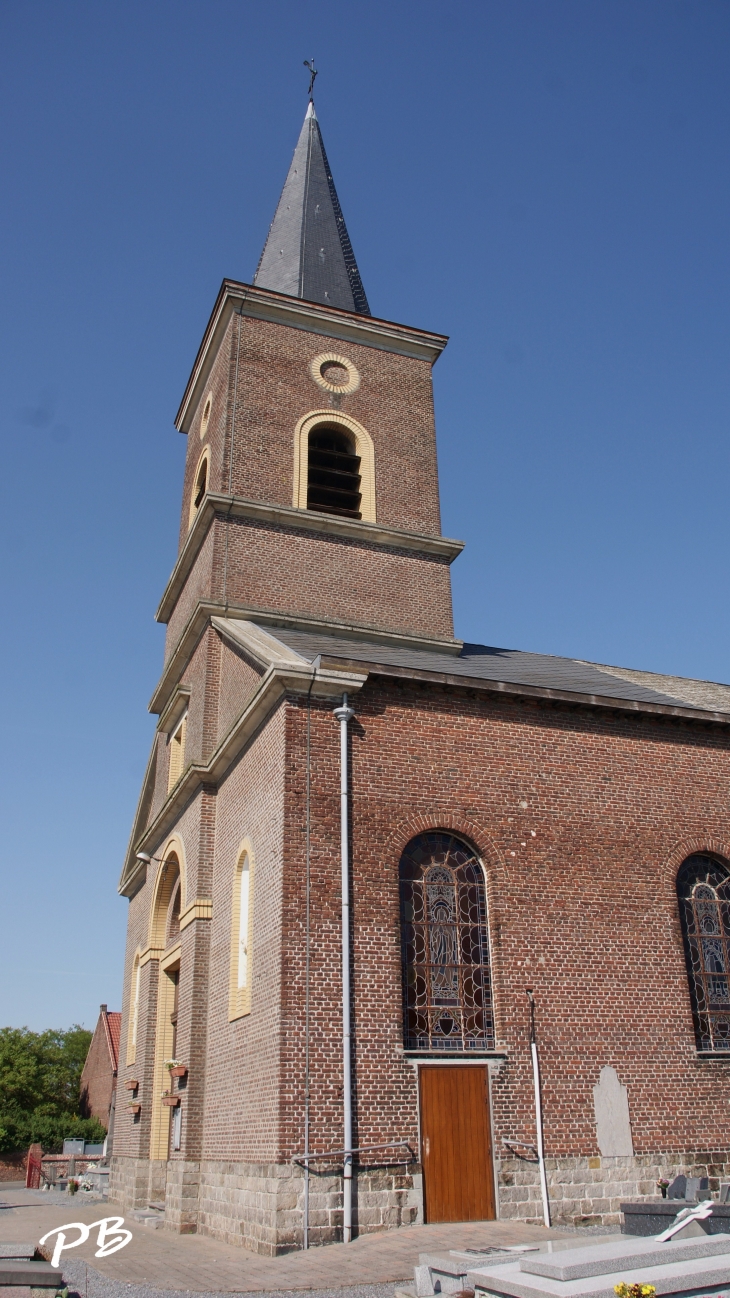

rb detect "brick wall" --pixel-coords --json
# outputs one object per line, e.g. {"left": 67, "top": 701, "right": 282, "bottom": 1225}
{"left": 115, "top": 664, "right": 730, "bottom": 1238}
{"left": 79, "top": 1016, "right": 114, "bottom": 1126}
{"left": 180, "top": 315, "right": 443, "bottom": 539}
{"left": 215, "top": 634, "right": 264, "bottom": 745}
{"left": 201, "top": 700, "right": 287, "bottom": 1164}
{"left": 162, "top": 307, "right": 456, "bottom": 665}
{"left": 115, "top": 287, "right": 730, "bottom": 1244}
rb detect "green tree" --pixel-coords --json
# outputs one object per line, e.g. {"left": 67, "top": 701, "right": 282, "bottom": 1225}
{"left": 0, "top": 1026, "right": 107, "bottom": 1154}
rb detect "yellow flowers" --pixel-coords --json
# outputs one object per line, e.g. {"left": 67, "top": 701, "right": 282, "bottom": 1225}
{"left": 614, "top": 1286, "right": 656, "bottom": 1298}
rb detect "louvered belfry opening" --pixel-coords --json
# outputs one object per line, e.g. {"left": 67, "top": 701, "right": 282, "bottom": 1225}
{"left": 307, "top": 425, "right": 362, "bottom": 519}
{"left": 194, "top": 458, "right": 207, "bottom": 509}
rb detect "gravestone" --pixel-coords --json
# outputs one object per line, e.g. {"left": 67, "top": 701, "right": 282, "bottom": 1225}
{"left": 667, "top": 1174, "right": 709, "bottom": 1200}
{"left": 592, "top": 1065, "right": 634, "bottom": 1157}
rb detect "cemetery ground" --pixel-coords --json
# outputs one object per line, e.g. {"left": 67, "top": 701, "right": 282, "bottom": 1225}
{"left": 0, "top": 1182, "right": 567, "bottom": 1298}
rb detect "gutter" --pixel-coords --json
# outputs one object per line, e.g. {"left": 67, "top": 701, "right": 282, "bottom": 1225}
{"left": 312, "top": 656, "right": 730, "bottom": 728}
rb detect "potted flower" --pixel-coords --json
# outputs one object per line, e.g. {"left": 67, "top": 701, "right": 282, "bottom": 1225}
{"left": 127, "top": 1100, "right": 141, "bottom": 1115}
{"left": 656, "top": 1178, "right": 670, "bottom": 1199}
{"left": 614, "top": 1286, "right": 656, "bottom": 1298}
{"left": 161, "top": 1091, "right": 180, "bottom": 1107}
{"left": 165, "top": 1059, "right": 187, "bottom": 1078}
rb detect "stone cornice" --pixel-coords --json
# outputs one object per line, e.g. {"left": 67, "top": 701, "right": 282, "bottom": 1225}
{"left": 150, "top": 599, "right": 462, "bottom": 718}
{"left": 119, "top": 659, "right": 368, "bottom": 897}
{"left": 175, "top": 280, "right": 449, "bottom": 433}
{"left": 157, "top": 684, "right": 191, "bottom": 735}
{"left": 155, "top": 492, "right": 464, "bottom": 626}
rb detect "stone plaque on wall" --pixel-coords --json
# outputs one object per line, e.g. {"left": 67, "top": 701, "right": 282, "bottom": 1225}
{"left": 593, "top": 1065, "right": 634, "bottom": 1157}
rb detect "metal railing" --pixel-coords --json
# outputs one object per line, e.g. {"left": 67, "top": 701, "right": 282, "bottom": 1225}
{"left": 291, "top": 1140, "right": 415, "bottom": 1168}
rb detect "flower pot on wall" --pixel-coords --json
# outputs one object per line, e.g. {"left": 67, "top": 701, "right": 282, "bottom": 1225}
{"left": 169, "top": 1066, "right": 187, "bottom": 1078}
{"left": 127, "top": 1104, "right": 141, "bottom": 1115}
{"left": 161, "top": 1096, "right": 180, "bottom": 1107}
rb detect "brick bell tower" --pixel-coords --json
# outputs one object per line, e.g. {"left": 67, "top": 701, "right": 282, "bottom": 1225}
{"left": 159, "top": 99, "right": 462, "bottom": 663}
{"left": 115, "top": 98, "right": 463, "bottom": 1245}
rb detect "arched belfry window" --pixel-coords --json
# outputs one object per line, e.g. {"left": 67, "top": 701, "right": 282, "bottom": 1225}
{"left": 399, "top": 833, "right": 494, "bottom": 1052}
{"left": 188, "top": 448, "right": 209, "bottom": 529}
{"left": 307, "top": 425, "right": 362, "bottom": 519}
{"left": 677, "top": 854, "right": 730, "bottom": 1052}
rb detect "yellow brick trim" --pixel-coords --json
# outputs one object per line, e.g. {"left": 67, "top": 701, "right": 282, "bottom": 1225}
{"left": 125, "top": 950, "right": 142, "bottom": 1065}
{"left": 148, "top": 839, "right": 187, "bottom": 949}
{"left": 309, "top": 352, "right": 360, "bottom": 395}
{"left": 149, "top": 964, "right": 178, "bottom": 1161}
{"left": 188, "top": 446, "right": 210, "bottom": 530}
{"left": 293, "top": 410, "right": 376, "bottom": 523}
{"left": 179, "top": 898, "right": 213, "bottom": 930}
{"left": 228, "top": 840, "right": 255, "bottom": 1021}
{"left": 160, "top": 942, "right": 182, "bottom": 972}
{"left": 138, "top": 945, "right": 165, "bottom": 968}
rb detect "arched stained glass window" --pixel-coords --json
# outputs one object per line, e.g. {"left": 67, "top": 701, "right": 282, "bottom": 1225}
{"left": 399, "top": 833, "right": 494, "bottom": 1051}
{"left": 677, "top": 854, "right": 730, "bottom": 1052}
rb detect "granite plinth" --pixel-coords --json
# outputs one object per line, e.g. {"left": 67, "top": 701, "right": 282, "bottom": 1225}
{"left": 415, "top": 1249, "right": 540, "bottom": 1295}
{"left": 467, "top": 1231, "right": 730, "bottom": 1298}
{"left": 520, "top": 1233, "right": 730, "bottom": 1280}
{"left": 622, "top": 1198, "right": 730, "bottom": 1236}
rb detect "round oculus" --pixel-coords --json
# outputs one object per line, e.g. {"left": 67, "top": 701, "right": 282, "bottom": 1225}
{"left": 309, "top": 352, "right": 360, "bottom": 395}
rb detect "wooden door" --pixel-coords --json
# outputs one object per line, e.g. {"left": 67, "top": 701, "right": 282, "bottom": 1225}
{"left": 419, "top": 1065, "right": 496, "bottom": 1223}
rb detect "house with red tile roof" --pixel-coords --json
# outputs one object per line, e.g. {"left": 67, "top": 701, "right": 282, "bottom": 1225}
{"left": 80, "top": 1004, "right": 120, "bottom": 1146}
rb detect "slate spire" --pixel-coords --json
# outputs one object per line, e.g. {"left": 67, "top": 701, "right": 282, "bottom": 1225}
{"left": 254, "top": 102, "right": 370, "bottom": 316}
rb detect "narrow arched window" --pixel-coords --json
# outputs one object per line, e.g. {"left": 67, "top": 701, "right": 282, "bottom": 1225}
{"left": 188, "top": 449, "right": 209, "bottom": 528}
{"left": 399, "top": 833, "right": 494, "bottom": 1051}
{"left": 237, "top": 858, "right": 250, "bottom": 990}
{"left": 307, "top": 425, "right": 362, "bottom": 519}
{"left": 677, "top": 854, "right": 730, "bottom": 1052}
{"left": 167, "top": 877, "right": 181, "bottom": 945}
{"left": 126, "top": 954, "right": 140, "bottom": 1065}
{"left": 229, "top": 846, "right": 255, "bottom": 1020}
{"left": 194, "top": 456, "right": 207, "bottom": 507}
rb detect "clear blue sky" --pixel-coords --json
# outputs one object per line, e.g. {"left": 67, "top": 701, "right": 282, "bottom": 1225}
{"left": 1, "top": 1, "right": 728, "bottom": 1031}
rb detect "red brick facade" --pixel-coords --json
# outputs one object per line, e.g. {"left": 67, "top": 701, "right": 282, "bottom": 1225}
{"left": 80, "top": 1006, "right": 120, "bottom": 1133}
{"left": 111, "top": 281, "right": 730, "bottom": 1250}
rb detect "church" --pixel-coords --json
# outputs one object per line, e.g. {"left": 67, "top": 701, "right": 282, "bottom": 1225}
{"left": 111, "top": 97, "right": 730, "bottom": 1254}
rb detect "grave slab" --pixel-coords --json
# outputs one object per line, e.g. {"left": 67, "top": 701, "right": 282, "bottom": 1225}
{"left": 467, "top": 1233, "right": 730, "bottom": 1298}
{"left": 519, "top": 1232, "right": 730, "bottom": 1280}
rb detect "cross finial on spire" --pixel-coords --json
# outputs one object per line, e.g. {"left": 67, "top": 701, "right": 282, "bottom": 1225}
{"left": 303, "top": 58, "right": 317, "bottom": 100}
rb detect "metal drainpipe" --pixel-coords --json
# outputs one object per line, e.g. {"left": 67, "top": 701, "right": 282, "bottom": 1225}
{"left": 526, "top": 989, "right": 551, "bottom": 1228}
{"left": 333, "top": 692, "right": 355, "bottom": 1242}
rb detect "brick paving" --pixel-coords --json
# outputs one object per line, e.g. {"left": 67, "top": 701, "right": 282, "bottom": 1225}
{"left": 0, "top": 1185, "right": 567, "bottom": 1292}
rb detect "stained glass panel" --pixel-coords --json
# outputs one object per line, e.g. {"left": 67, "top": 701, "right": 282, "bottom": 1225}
{"left": 677, "top": 854, "right": 730, "bottom": 1051}
{"left": 399, "top": 833, "right": 494, "bottom": 1051}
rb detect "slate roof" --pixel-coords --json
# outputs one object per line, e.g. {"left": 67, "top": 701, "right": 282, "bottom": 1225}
{"left": 257, "top": 624, "right": 730, "bottom": 719}
{"left": 253, "top": 102, "right": 370, "bottom": 315}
